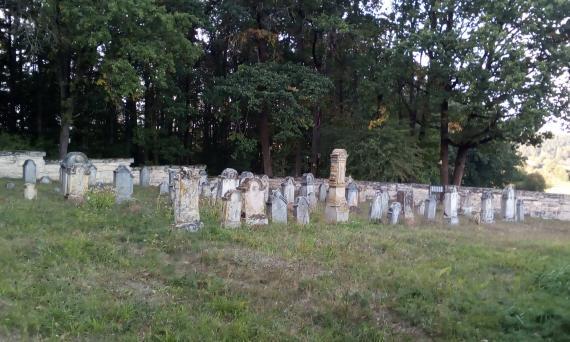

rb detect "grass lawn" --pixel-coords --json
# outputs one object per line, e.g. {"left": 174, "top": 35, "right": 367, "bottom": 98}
{"left": 1, "top": 179, "right": 569, "bottom": 341}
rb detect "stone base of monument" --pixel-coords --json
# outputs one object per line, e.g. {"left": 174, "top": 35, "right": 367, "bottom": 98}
{"left": 325, "top": 205, "right": 349, "bottom": 223}
{"left": 175, "top": 220, "right": 203, "bottom": 232}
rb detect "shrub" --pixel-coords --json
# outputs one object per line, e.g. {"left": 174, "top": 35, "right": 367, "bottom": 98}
{"left": 517, "top": 172, "right": 547, "bottom": 192}
{"left": 85, "top": 188, "right": 115, "bottom": 210}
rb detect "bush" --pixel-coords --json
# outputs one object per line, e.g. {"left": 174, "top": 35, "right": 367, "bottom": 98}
{"left": 517, "top": 172, "right": 547, "bottom": 192}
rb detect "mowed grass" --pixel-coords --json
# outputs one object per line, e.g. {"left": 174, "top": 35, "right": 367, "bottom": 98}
{"left": 1, "top": 180, "right": 569, "bottom": 341}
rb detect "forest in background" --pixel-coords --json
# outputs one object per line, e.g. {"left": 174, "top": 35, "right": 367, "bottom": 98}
{"left": 1, "top": 0, "right": 569, "bottom": 190}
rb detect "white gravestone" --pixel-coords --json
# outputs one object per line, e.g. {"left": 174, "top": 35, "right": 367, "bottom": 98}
{"left": 294, "top": 196, "right": 310, "bottom": 225}
{"left": 140, "top": 166, "right": 151, "bottom": 187}
{"left": 369, "top": 192, "right": 384, "bottom": 223}
{"left": 388, "top": 202, "right": 401, "bottom": 225}
{"left": 88, "top": 164, "right": 97, "bottom": 187}
{"left": 380, "top": 188, "right": 390, "bottom": 218}
{"left": 424, "top": 195, "right": 437, "bottom": 222}
{"left": 114, "top": 165, "right": 134, "bottom": 204}
{"left": 480, "top": 191, "right": 495, "bottom": 224}
{"left": 300, "top": 173, "right": 317, "bottom": 208}
{"left": 159, "top": 181, "right": 169, "bottom": 195}
{"left": 281, "top": 176, "right": 296, "bottom": 205}
{"left": 346, "top": 182, "right": 359, "bottom": 208}
{"left": 318, "top": 182, "right": 329, "bottom": 202}
{"left": 23, "top": 159, "right": 36, "bottom": 184}
{"left": 218, "top": 168, "right": 239, "bottom": 199}
{"left": 239, "top": 177, "right": 268, "bottom": 225}
{"left": 397, "top": 189, "right": 415, "bottom": 225}
{"left": 172, "top": 166, "right": 203, "bottom": 231}
{"left": 501, "top": 185, "right": 516, "bottom": 222}
{"left": 24, "top": 183, "right": 37, "bottom": 200}
{"left": 222, "top": 189, "right": 242, "bottom": 228}
{"left": 443, "top": 186, "right": 459, "bottom": 225}
{"left": 239, "top": 171, "right": 254, "bottom": 185}
{"left": 516, "top": 199, "right": 525, "bottom": 222}
{"left": 269, "top": 190, "right": 288, "bottom": 224}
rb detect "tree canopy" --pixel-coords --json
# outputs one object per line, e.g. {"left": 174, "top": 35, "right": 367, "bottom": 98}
{"left": 1, "top": 0, "right": 568, "bottom": 187}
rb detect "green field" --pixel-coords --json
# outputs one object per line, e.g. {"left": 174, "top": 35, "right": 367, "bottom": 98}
{"left": 1, "top": 180, "right": 569, "bottom": 341}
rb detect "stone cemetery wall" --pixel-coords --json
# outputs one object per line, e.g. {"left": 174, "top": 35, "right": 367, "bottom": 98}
{"left": 0, "top": 151, "right": 46, "bottom": 180}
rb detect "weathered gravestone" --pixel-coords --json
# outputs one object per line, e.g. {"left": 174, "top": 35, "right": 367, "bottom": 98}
{"left": 396, "top": 189, "right": 415, "bottom": 225}
{"left": 239, "top": 177, "right": 268, "bottom": 225}
{"left": 318, "top": 182, "right": 329, "bottom": 202}
{"left": 140, "top": 167, "right": 150, "bottom": 187}
{"left": 424, "top": 195, "right": 437, "bottom": 221}
{"left": 501, "top": 185, "right": 516, "bottom": 222}
{"left": 346, "top": 182, "right": 359, "bottom": 208}
{"left": 379, "top": 188, "right": 390, "bottom": 218}
{"left": 480, "top": 191, "right": 495, "bottom": 224}
{"left": 24, "top": 183, "right": 37, "bottom": 200}
{"left": 222, "top": 189, "right": 242, "bottom": 228}
{"left": 199, "top": 169, "right": 208, "bottom": 187}
{"left": 114, "top": 165, "right": 134, "bottom": 204}
{"left": 217, "top": 168, "right": 239, "bottom": 199}
{"left": 358, "top": 186, "right": 367, "bottom": 203}
{"left": 260, "top": 175, "right": 270, "bottom": 204}
{"left": 39, "top": 176, "right": 52, "bottom": 184}
{"left": 281, "top": 177, "right": 296, "bottom": 205}
{"left": 268, "top": 190, "right": 287, "bottom": 224}
{"left": 294, "top": 196, "right": 310, "bottom": 225}
{"left": 388, "top": 202, "right": 401, "bottom": 225}
{"left": 369, "top": 192, "right": 384, "bottom": 223}
{"left": 167, "top": 167, "right": 179, "bottom": 202}
{"left": 23, "top": 159, "right": 36, "bottom": 184}
{"left": 88, "top": 164, "right": 97, "bottom": 187}
{"left": 60, "top": 152, "right": 91, "bottom": 201}
{"left": 460, "top": 195, "right": 473, "bottom": 217}
{"left": 172, "top": 166, "right": 203, "bottom": 231}
{"left": 6, "top": 182, "right": 15, "bottom": 190}
{"left": 201, "top": 180, "right": 212, "bottom": 199}
{"left": 325, "top": 149, "right": 349, "bottom": 223}
{"left": 210, "top": 181, "right": 219, "bottom": 202}
{"left": 300, "top": 173, "right": 317, "bottom": 208}
{"left": 516, "top": 199, "right": 525, "bottom": 222}
{"left": 443, "top": 186, "right": 459, "bottom": 225}
{"left": 159, "top": 181, "right": 169, "bottom": 195}
{"left": 239, "top": 171, "right": 254, "bottom": 185}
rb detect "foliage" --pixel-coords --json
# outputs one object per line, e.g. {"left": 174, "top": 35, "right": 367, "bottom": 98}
{"left": 517, "top": 172, "right": 547, "bottom": 192}
{"left": 84, "top": 188, "right": 115, "bottom": 211}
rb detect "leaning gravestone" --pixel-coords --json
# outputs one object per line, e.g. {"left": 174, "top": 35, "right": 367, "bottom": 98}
{"left": 140, "top": 166, "right": 151, "bottom": 187}
{"left": 424, "top": 195, "right": 437, "bottom": 222}
{"left": 114, "top": 165, "right": 134, "bottom": 204}
{"left": 222, "top": 189, "right": 242, "bottom": 228}
{"left": 269, "top": 190, "right": 288, "bottom": 224}
{"left": 443, "top": 186, "right": 459, "bottom": 225}
{"left": 397, "top": 189, "right": 415, "bottom": 225}
{"left": 88, "top": 164, "right": 97, "bottom": 187}
{"left": 239, "top": 177, "right": 268, "bottom": 225}
{"left": 516, "top": 199, "right": 525, "bottom": 222}
{"left": 346, "top": 182, "right": 359, "bottom": 208}
{"left": 24, "top": 183, "right": 37, "bottom": 200}
{"left": 480, "top": 191, "right": 495, "bottom": 224}
{"left": 501, "top": 185, "right": 516, "bottom": 222}
{"left": 388, "top": 202, "right": 401, "bottom": 225}
{"left": 217, "top": 168, "right": 239, "bottom": 199}
{"left": 300, "top": 173, "right": 317, "bottom": 208}
{"left": 23, "top": 159, "right": 36, "bottom": 184}
{"left": 294, "top": 196, "right": 310, "bottom": 225}
{"left": 318, "top": 182, "right": 329, "bottom": 202}
{"left": 172, "top": 166, "right": 203, "bottom": 231}
{"left": 325, "top": 149, "right": 349, "bottom": 223}
{"left": 281, "top": 177, "right": 296, "bottom": 205}
{"left": 60, "top": 152, "right": 91, "bottom": 201}
{"left": 369, "top": 193, "right": 384, "bottom": 223}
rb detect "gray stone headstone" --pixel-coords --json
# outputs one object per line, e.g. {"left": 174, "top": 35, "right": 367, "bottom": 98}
{"left": 269, "top": 190, "right": 288, "bottom": 224}
{"left": 172, "top": 166, "right": 203, "bottom": 231}
{"left": 168, "top": 168, "right": 180, "bottom": 203}
{"left": 516, "top": 199, "right": 525, "bottom": 222}
{"left": 501, "top": 185, "right": 516, "bottom": 222}
{"left": 24, "top": 183, "right": 37, "bottom": 200}
{"left": 88, "top": 164, "right": 97, "bottom": 187}
{"left": 388, "top": 202, "right": 401, "bottom": 225}
{"left": 239, "top": 177, "right": 268, "bottom": 225}
{"left": 346, "top": 182, "right": 359, "bottom": 208}
{"left": 114, "top": 165, "right": 134, "bottom": 204}
{"left": 199, "top": 169, "right": 208, "bottom": 186}
{"left": 369, "top": 193, "right": 384, "bottom": 223}
{"left": 200, "top": 180, "right": 212, "bottom": 198}
{"left": 140, "top": 166, "right": 151, "bottom": 187}
{"left": 443, "top": 186, "right": 459, "bottom": 225}
{"left": 300, "top": 173, "right": 317, "bottom": 208}
{"left": 23, "top": 159, "right": 37, "bottom": 184}
{"left": 6, "top": 182, "right": 15, "bottom": 190}
{"left": 397, "top": 189, "right": 415, "bottom": 225}
{"left": 222, "top": 189, "right": 242, "bottom": 228}
{"left": 318, "top": 183, "right": 329, "bottom": 202}
{"left": 281, "top": 177, "right": 296, "bottom": 205}
{"left": 239, "top": 171, "right": 254, "bottom": 185}
{"left": 480, "top": 191, "right": 495, "bottom": 224}
{"left": 424, "top": 196, "right": 437, "bottom": 222}
{"left": 217, "top": 168, "right": 239, "bottom": 199}
{"left": 159, "top": 181, "right": 169, "bottom": 195}
{"left": 39, "top": 176, "right": 52, "bottom": 184}
{"left": 380, "top": 189, "right": 390, "bottom": 217}
{"left": 294, "top": 196, "right": 310, "bottom": 225}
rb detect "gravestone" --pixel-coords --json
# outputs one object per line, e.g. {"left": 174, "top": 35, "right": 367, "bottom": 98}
{"left": 114, "top": 165, "right": 134, "bottom": 204}
{"left": 388, "top": 202, "right": 401, "bottom": 225}
{"left": 217, "top": 168, "right": 239, "bottom": 199}
{"left": 417, "top": 201, "right": 425, "bottom": 216}
{"left": 88, "top": 164, "right": 97, "bottom": 187}
{"left": 159, "top": 181, "right": 169, "bottom": 195}
{"left": 23, "top": 159, "right": 36, "bottom": 184}
{"left": 380, "top": 188, "right": 390, "bottom": 217}
{"left": 516, "top": 199, "right": 525, "bottom": 222}
{"left": 480, "top": 191, "right": 495, "bottom": 224}
{"left": 60, "top": 152, "right": 91, "bottom": 201}
{"left": 269, "top": 190, "right": 288, "bottom": 224}
{"left": 239, "top": 171, "right": 254, "bottom": 185}
{"left": 369, "top": 193, "right": 384, "bottom": 223}
{"left": 318, "top": 182, "right": 329, "bottom": 202}
{"left": 167, "top": 167, "right": 179, "bottom": 202}
{"left": 501, "top": 185, "right": 516, "bottom": 221}
{"left": 281, "top": 177, "right": 296, "bottom": 205}
{"left": 300, "top": 173, "right": 317, "bottom": 208}
{"left": 424, "top": 195, "right": 437, "bottom": 221}
{"left": 140, "top": 167, "right": 151, "bottom": 187}
{"left": 24, "top": 183, "right": 37, "bottom": 200}
{"left": 294, "top": 196, "right": 310, "bottom": 225}
{"left": 199, "top": 169, "right": 208, "bottom": 187}
{"left": 443, "top": 186, "right": 459, "bottom": 225}
{"left": 260, "top": 175, "right": 270, "bottom": 204}
{"left": 39, "top": 176, "right": 52, "bottom": 184}
{"left": 222, "top": 189, "right": 242, "bottom": 228}
{"left": 358, "top": 186, "right": 367, "bottom": 203}
{"left": 210, "top": 181, "right": 219, "bottom": 202}
{"left": 201, "top": 180, "right": 212, "bottom": 198}
{"left": 460, "top": 195, "right": 473, "bottom": 217}
{"left": 325, "top": 149, "right": 349, "bottom": 223}
{"left": 172, "top": 166, "right": 203, "bottom": 231}
{"left": 239, "top": 177, "right": 268, "bottom": 225}
{"left": 346, "top": 182, "right": 359, "bottom": 208}
{"left": 396, "top": 189, "right": 415, "bottom": 225}
{"left": 6, "top": 182, "right": 15, "bottom": 189}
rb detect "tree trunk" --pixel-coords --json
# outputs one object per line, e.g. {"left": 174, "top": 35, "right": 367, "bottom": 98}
{"left": 294, "top": 140, "right": 302, "bottom": 177}
{"left": 439, "top": 99, "right": 449, "bottom": 187}
{"left": 310, "top": 107, "right": 321, "bottom": 175}
{"left": 452, "top": 145, "right": 469, "bottom": 186}
{"left": 259, "top": 110, "right": 273, "bottom": 177}
{"left": 57, "top": 55, "right": 72, "bottom": 160}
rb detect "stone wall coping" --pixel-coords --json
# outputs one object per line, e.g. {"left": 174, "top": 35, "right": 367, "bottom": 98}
{"left": 0, "top": 151, "right": 46, "bottom": 157}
